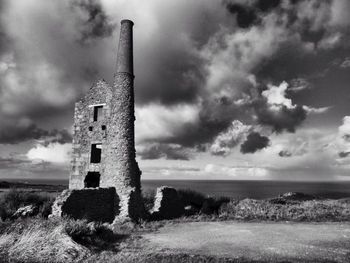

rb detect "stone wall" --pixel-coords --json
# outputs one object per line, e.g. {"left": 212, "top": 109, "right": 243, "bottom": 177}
{"left": 69, "top": 79, "right": 112, "bottom": 189}
{"left": 51, "top": 188, "right": 118, "bottom": 223}
{"left": 151, "top": 186, "right": 184, "bottom": 220}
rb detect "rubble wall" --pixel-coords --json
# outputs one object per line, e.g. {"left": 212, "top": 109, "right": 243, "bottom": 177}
{"left": 151, "top": 186, "right": 184, "bottom": 220}
{"left": 51, "top": 188, "right": 119, "bottom": 223}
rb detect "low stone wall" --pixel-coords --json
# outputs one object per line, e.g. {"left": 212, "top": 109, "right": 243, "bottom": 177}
{"left": 51, "top": 187, "right": 119, "bottom": 223}
{"left": 151, "top": 186, "right": 184, "bottom": 220}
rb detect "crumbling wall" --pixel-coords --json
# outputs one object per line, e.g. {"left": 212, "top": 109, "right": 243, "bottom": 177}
{"left": 151, "top": 186, "right": 184, "bottom": 220}
{"left": 51, "top": 187, "right": 119, "bottom": 223}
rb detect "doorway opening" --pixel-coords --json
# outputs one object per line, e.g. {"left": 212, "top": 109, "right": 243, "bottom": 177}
{"left": 84, "top": 172, "right": 100, "bottom": 188}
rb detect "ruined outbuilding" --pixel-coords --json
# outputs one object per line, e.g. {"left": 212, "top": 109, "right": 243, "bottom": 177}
{"left": 52, "top": 19, "right": 143, "bottom": 222}
{"left": 150, "top": 186, "right": 184, "bottom": 220}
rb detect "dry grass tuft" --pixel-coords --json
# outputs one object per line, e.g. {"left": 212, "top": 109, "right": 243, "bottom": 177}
{"left": 0, "top": 218, "right": 90, "bottom": 262}
{"left": 64, "top": 219, "right": 128, "bottom": 252}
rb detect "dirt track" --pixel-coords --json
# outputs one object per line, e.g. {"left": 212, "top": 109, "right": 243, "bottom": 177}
{"left": 142, "top": 221, "right": 350, "bottom": 262}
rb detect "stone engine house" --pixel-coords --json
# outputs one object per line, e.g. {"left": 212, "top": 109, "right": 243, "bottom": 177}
{"left": 68, "top": 19, "right": 142, "bottom": 219}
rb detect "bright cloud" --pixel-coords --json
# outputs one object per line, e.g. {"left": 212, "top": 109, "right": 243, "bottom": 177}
{"left": 26, "top": 142, "right": 72, "bottom": 164}
{"left": 210, "top": 120, "right": 252, "bottom": 156}
{"left": 204, "top": 163, "right": 268, "bottom": 178}
{"left": 262, "top": 81, "right": 294, "bottom": 110}
{"left": 135, "top": 103, "right": 200, "bottom": 143}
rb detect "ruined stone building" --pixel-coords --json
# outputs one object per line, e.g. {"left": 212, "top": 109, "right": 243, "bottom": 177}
{"left": 66, "top": 19, "right": 143, "bottom": 220}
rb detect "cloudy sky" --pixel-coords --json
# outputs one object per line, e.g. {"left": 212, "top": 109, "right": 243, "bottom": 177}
{"left": 1, "top": 0, "right": 350, "bottom": 181}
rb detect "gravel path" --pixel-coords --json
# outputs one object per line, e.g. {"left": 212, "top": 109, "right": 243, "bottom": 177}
{"left": 142, "top": 221, "right": 350, "bottom": 262}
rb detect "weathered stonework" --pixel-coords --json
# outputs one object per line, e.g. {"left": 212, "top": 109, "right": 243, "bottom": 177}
{"left": 51, "top": 188, "right": 118, "bottom": 223}
{"left": 151, "top": 186, "right": 184, "bottom": 220}
{"left": 69, "top": 80, "right": 112, "bottom": 189}
{"left": 66, "top": 19, "right": 143, "bottom": 221}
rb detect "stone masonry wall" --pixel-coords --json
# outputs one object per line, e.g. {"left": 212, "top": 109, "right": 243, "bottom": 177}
{"left": 151, "top": 186, "right": 184, "bottom": 220}
{"left": 51, "top": 187, "right": 118, "bottom": 223}
{"left": 69, "top": 79, "right": 112, "bottom": 189}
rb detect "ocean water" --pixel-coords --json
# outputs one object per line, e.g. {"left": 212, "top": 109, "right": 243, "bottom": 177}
{"left": 6, "top": 178, "right": 350, "bottom": 200}
{"left": 142, "top": 180, "right": 350, "bottom": 199}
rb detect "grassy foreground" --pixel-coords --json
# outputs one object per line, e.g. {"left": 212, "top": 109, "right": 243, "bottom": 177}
{"left": 0, "top": 188, "right": 350, "bottom": 262}
{"left": 0, "top": 217, "right": 249, "bottom": 263}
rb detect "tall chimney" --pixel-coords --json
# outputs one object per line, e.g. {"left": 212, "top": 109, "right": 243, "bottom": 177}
{"left": 105, "top": 19, "right": 143, "bottom": 221}
{"left": 116, "top": 19, "right": 134, "bottom": 76}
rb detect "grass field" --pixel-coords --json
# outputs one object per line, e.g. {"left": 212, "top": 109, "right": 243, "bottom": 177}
{"left": 0, "top": 186, "right": 350, "bottom": 262}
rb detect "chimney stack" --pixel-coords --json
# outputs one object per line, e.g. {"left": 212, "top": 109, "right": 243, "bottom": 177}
{"left": 106, "top": 19, "right": 143, "bottom": 221}
{"left": 116, "top": 19, "right": 134, "bottom": 76}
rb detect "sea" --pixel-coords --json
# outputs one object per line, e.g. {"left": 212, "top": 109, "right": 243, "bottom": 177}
{"left": 4, "top": 179, "right": 350, "bottom": 200}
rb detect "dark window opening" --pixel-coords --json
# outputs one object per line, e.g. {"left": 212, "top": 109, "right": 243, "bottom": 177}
{"left": 89, "top": 126, "right": 93, "bottom": 131}
{"left": 84, "top": 172, "right": 100, "bottom": 188}
{"left": 101, "top": 125, "right": 106, "bottom": 130}
{"left": 93, "top": 106, "right": 104, "bottom": 121}
{"left": 90, "top": 143, "right": 102, "bottom": 163}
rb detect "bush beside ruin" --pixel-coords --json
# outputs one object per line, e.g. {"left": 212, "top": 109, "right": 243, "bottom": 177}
{"left": 0, "top": 189, "right": 54, "bottom": 221}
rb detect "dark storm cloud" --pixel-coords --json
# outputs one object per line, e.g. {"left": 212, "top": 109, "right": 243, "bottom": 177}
{"left": 157, "top": 98, "right": 246, "bottom": 148}
{"left": 132, "top": 2, "right": 224, "bottom": 106}
{"left": 0, "top": 123, "right": 50, "bottom": 144}
{"left": 279, "top": 150, "right": 292, "bottom": 157}
{"left": 137, "top": 50, "right": 206, "bottom": 105}
{"left": 0, "top": 156, "right": 30, "bottom": 169}
{"left": 174, "top": 107, "right": 232, "bottom": 147}
{"left": 71, "top": 0, "right": 116, "bottom": 43}
{"left": 240, "top": 131, "right": 269, "bottom": 154}
{"left": 0, "top": 0, "right": 120, "bottom": 137}
{"left": 253, "top": 42, "right": 330, "bottom": 83}
{"left": 0, "top": 122, "right": 72, "bottom": 145}
{"left": 225, "top": 2, "right": 259, "bottom": 28}
{"left": 343, "top": 134, "right": 350, "bottom": 142}
{"left": 42, "top": 129, "right": 73, "bottom": 145}
{"left": 223, "top": 0, "right": 281, "bottom": 28}
{"left": 255, "top": 0, "right": 281, "bottom": 12}
{"left": 230, "top": 0, "right": 349, "bottom": 81}
{"left": 254, "top": 102, "right": 307, "bottom": 133}
{"left": 138, "top": 143, "right": 191, "bottom": 161}
{"left": 0, "top": 1, "right": 11, "bottom": 55}
{"left": 289, "top": 78, "right": 311, "bottom": 92}
{"left": 338, "top": 151, "right": 350, "bottom": 158}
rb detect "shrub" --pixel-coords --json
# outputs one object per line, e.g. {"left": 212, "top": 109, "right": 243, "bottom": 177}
{"left": 142, "top": 189, "right": 156, "bottom": 211}
{"left": 219, "top": 198, "right": 350, "bottom": 221}
{"left": 0, "top": 189, "right": 55, "bottom": 221}
{"left": 177, "top": 189, "right": 206, "bottom": 209}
